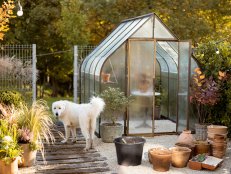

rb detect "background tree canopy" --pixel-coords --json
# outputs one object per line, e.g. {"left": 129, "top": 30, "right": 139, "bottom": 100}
{"left": 1, "top": 0, "right": 231, "bottom": 97}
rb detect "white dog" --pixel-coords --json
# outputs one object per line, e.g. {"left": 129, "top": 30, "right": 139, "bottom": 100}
{"left": 52, "top": 97, "right": 105, "bottom": 151}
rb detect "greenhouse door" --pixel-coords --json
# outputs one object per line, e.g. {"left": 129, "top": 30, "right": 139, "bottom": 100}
{"left": 127, "top": 39, "right": 155, "bottom": 135}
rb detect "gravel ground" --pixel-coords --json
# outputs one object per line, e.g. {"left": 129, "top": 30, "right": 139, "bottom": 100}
{"left": 95, "top": 135, "right": 231, "bottom": 174}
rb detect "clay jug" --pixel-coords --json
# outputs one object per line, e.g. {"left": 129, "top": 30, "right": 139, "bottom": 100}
{"left": 176, "top": 130, "right": 194, "bottom": 147}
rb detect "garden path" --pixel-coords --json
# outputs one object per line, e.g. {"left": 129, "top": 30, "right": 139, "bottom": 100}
{"left": 19, "top": 124, "right": 111, "bottom": 174}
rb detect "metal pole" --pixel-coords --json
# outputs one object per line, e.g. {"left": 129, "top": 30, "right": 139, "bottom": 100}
{"left": 73, "top": 45, "right": 78, "bottom": 103}
{"left": 32, "top": 44, "right": 37, "bottom": 102}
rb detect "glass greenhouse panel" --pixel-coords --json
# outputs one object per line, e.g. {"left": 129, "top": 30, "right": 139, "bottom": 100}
{"left": 128, "top": 40, "right": 154, "bottom": 134}
{"left": 131, "top": 16, "right": 153, "bottom": 38}
{"left": 158, "top": 42, "right": 178, "bottom": 64}
{"left": 168, "top": 72, "right": 178, "bottom": 122}
{"left": 81, "top": 73, "right": 85, "bottom": 102}
{"left": 89, "top": 19, "right": 143, "bottom": 75}
{"left": 154, "top": 17, "right": 176, "bottom": 39}
{"left": 189, "top": 57, "right": 199, "bottom": 130}
{"left": 156, "top": 44, "right": 177, "bottom": 73}
{"left": 178, "top": 41, "right": 190, "bottom": 132}
{"left": 81, "top": 23, "right": 126, "bottom": 74}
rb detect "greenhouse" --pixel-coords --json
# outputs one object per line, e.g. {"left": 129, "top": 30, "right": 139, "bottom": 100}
{"left": 80, "top": 13, "right": 198, "bottom": 136}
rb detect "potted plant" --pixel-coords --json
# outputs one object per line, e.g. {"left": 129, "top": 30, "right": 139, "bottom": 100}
{"left": 0, "top": 119, "right": 22, "bottom": 174}
{"left": 100, "top": 87, "right": 131, "bottom": 143}
{"left": 15, "top": 100, "right": 55, "bottom": 167}
{"left": 190, "top": 67, "right": 225, "bottom": 140}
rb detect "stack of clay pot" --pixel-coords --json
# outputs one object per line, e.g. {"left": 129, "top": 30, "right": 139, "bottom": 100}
{"left": 207, "top": 125, "right": 228, "bottom": 158}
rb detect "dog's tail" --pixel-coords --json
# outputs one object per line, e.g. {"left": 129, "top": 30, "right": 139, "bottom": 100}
{"left": 90, "top": 96, "right": 105, "bottom": 117}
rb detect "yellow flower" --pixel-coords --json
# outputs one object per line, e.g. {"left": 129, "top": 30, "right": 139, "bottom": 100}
{"left": 194, "top": 67, "right": 200, "bottom": 73}
{"left": 219, "top": 71, "right": 225, "bottom": 77}
{"left": 199, "top": 74, "right": 205, "bottom": 79}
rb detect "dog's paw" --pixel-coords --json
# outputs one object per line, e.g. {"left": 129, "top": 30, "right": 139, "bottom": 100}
{"left": 71, "top": 139, "right": 77, "bottom": 143}
{"left": 61, "top": 139, "right": 67, "bottom": 143}
{"left": 83, "top": 147, "right": 90, "bottom": 152}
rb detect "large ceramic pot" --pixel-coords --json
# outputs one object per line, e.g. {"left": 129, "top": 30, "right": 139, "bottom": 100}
{"left": 19, "top": 143, "right": 37, "bottom": 167}
{"left": 100, "top": 123, "right": 123, "bottom": 143}
{"left": 149, "top": 147, "right": 172, "bottom": 172}
{"left": 0, "top": 158, "right": 18, "bottom": 174}
{"left": 194, "top": 141, "right": 211, "bottom": 155}
{"left": 170, "top": 146, "right": 191, "bottom": 168}
{"left": 114, "top": 136, "right": 146, "bottom": 166}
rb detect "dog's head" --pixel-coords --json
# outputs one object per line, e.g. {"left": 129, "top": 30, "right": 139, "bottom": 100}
{"left": 52, "top": 101, "right": 66, "bottom": 119}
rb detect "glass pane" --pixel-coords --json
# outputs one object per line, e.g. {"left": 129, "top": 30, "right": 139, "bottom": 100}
{"left": 100, "top": 53, "right": 126, "bottom": 127}
{"left": 156, "top": 44, "right": 177, "bottom": 73}
{"left": 128, "top": 40, "right": 154, "bottom": 134}
{"left": 189, "top": 57, "right": 199, "bottom": 130}
{"left": 154, "top": 17, "right": 176, "bottom": 39}
{"left": 131, "top": 16, "right": 153, "bottom": 38}
{"left": 178, "top": 41, "right": 190, "bottom": 132}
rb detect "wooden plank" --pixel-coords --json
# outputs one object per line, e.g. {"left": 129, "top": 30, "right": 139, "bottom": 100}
{"left": 36, "top": 153, "right": 101, "bottom": 161}
{"left": 37, "top": 162, "right": 108, "bottom": 170}
{"left": 36, "top": 167, "right": 110, "bottom": 174}
{"left": 19, "top": 124, "right": 111, "bottom": 174}
{"left": 36, "top": 157, "right": 107, "bottom": 165}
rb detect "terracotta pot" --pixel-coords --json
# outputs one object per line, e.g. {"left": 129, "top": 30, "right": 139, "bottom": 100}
{"left": 102, "top": 73, "right": 111, "bottom": 82}
{"left": 170, "top": 147, "right": 191, "bottom": 168}
{"left": 0, "top": 158, "right": 18, "bottom": 174}
{"left": 211, "top": 141, "right": 227, "bottom": 158}
{"left": 207, "top": 132, "right": 228, "bottom": 141}
{"left": 194, "top": 141, "right": 211, "bottom": 155}
{"left": 19, "top": 143, "right": 37, "bottom": 167}
{"left": 176, "top": 130, "right": 195, "bottom": 148}
{"left": 188, "top": 160, "right": 202, "bottom": 170}
{"left": 207, "top": 125, "right": 228, "bottom": 134}
{"left": 149, "top": 147, "right": 172, "bottom": 172}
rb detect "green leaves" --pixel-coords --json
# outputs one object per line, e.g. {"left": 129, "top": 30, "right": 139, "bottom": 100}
{"left": 100, "top": 87, "right": 131, "bottom": 125}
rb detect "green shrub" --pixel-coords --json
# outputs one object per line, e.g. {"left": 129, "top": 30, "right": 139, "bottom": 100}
{"left": 0, "top": 90, "right": 25, "bottom": 107}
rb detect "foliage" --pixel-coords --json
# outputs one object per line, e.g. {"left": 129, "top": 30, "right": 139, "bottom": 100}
{"left": 193, "top": 41, "right": 231, "bottom": 136}
{"left": 191, "top": 154, "right": 207, "bottom": 162}
{"left": 190, "top": 68, "right": 224, "bottom": 124}
{"left": 0, "top": 119, "right": 22, "bottom": 164}
{"left": 15, "top": 100, "right": 55, "bottom": 153}
{"left": 2, "top": 0, "right": 231, "bottom": 96}
{"left": 0, "top": 90, "right": 25, "bottom": 107}
{"left": 0, "top": 56, "right": 35, "bottom": 86}
{"left": 100, "top": 87, "right": 131, "bottom": 125}
{"left": 0, "top": 0, "right": 15, "bottom": 40}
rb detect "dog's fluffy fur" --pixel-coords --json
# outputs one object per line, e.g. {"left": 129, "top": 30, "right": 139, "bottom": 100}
{"left": 52, "top": 97, "right": 105, "bottom": 150}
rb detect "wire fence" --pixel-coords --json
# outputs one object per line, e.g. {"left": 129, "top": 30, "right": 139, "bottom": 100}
{"left": 0, "top": 45, "right": 34, "bottom": 101}
{"left": 74, "top": 45, "right": 96, "bottom": 102}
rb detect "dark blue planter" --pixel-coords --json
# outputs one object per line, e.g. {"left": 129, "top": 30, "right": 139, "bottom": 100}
{"left": 114, "top": 136, "right": 146, "bottom": 166}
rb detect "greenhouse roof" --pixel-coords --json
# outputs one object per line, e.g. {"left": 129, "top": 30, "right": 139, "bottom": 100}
{"left": 81, "top": 13, "right": 179, "bottom": 75}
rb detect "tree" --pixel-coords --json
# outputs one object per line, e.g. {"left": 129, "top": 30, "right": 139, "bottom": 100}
{"left": 0, "top": 0, "right": 15, "bottom": 40}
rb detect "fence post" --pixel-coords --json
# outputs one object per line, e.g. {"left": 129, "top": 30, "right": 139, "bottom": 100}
{"left": 73, "top": 45, "right": 78, "bottom": 103}
{"left": 32, "top": 44, "right": 37, "bottom": 102}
